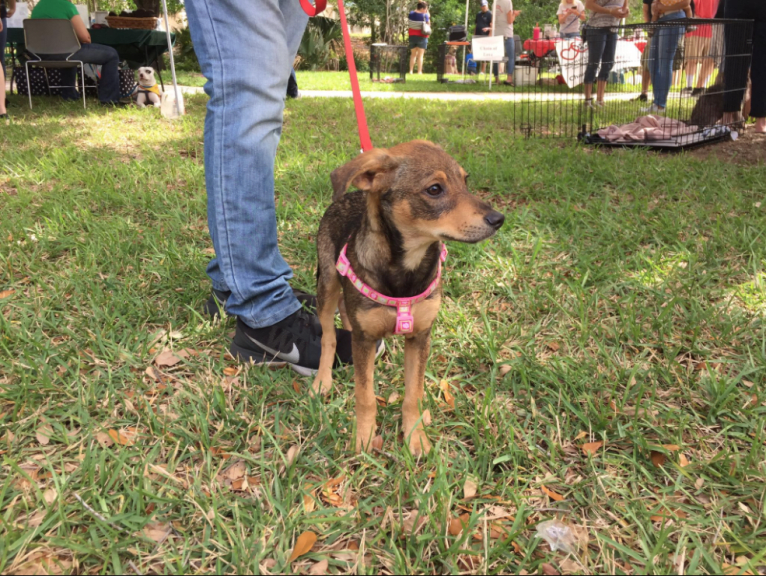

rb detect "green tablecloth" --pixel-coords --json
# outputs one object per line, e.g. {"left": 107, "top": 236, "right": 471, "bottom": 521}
{"left": 6, "top": 27, "right": 175, "bottom": 69}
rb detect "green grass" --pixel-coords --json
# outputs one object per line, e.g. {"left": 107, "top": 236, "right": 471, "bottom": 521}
{"left": 2, "top": 93, "right": 766, "bottom": 575}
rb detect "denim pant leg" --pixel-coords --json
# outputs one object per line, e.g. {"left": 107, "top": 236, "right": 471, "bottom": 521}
{"left": 651, "top": 12, "right": 685, "bottom": 108}
{"left": 70, "top": 43, "right": 121, "bottom": 102}
{"left": 492, "top": 37, "right": 515, "bottom": 78}
{"left": 584, "top": 28, "right": 607, "bottom": 85}
{"left": 186, "top": 0, "right": 308, "bottom": 329}
{"left": 597, "top": 32, "right": 617, "bottom": 81}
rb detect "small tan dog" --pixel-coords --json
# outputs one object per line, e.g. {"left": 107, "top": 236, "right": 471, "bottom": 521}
{"left": 312, "top": 141, "right": 505, "bottom": 455}
{"left": 134, "top": 67, "right": 162, "bottom": 108}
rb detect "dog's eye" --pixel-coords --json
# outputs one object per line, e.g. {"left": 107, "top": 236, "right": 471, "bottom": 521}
{"left": 425, "top": 184, "right": 444, "bottom": 197}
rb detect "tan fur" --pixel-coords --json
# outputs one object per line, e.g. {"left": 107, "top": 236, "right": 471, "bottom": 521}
{"left": 314, "top": 140, "right": 504, "bottom": 456}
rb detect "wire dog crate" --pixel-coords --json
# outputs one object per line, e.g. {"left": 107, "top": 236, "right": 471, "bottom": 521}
{"left": 492, "top": 19, "right": 754, "bottom": 146}
{"left": 369, "top": 44, "right": 408, "bottom": 83}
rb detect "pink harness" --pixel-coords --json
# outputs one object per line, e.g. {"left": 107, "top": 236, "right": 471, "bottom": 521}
{"left": 336, "top": 242, "right": 448, "bottom": 335}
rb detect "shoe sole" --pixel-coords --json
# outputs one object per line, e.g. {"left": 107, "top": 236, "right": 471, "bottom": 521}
{"left": 229, "top": 340, "right": 386, "bottom": 376}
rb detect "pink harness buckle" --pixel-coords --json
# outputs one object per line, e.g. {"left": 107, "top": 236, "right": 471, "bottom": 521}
{"left": 336, "top": 242, "right": 447, "bottom": 335}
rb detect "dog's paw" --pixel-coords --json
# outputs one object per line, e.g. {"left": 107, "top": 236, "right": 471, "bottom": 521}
{"left": 355, "top": 424, "right": 377, "bottom": 454}
{"left": 406, "top": 428, "right": 431, "bottom": 456}
{"left": 310, "top": 373, "right": 333, "bottom": 396}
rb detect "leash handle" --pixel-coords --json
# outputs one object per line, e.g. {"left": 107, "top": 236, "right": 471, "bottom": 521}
{"left": 299, "top": 0, "right": 326, "bottom": 16}
{"left": 336, "top": 0, "right": 373, "bottom": 152}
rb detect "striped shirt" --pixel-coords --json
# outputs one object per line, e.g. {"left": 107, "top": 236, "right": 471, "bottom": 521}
{"left": 408, "top": 11, "right": 430, "bottom": 37}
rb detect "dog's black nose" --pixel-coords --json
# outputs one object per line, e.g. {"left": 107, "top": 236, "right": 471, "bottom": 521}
{"left": 484, "top": 211, "right": 505, "bottom": 229}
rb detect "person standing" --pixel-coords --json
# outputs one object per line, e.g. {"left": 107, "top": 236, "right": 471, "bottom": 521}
{"left": 720, "top": 0, "right": 766, "bottom": 133}
{"left": 408, "top": 2, "right": 431, "bottom": 75}
{"left": 30, "top": 0, "right": 123, "bottom": 105}
{"left": 1, "top": 0, "right": 15, "bottom": 110}
{"left": 492, "top": 0, "right": 520, "bottom": 86}
{"left": 474, "top": 0, "right": 492, "bottom": 74}
{"left": 583, "top": 0, "right": 630, "bottom": 108}
{"left": 186, "top": 0, "right": 356, "bottom": 370}
{"left": 682, "top": 0, "right": 719, "bottom": 96}
{"left": 642, "top": 0, "right": 690, "bottom": 114}
{"left": 557, "top": 0, "right": 586, "bottom": 39}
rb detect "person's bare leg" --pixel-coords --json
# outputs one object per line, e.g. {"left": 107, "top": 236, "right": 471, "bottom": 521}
{"left": 481, "top": 62, "right": 486, "bottom": 74}
{"left": 409, "top": 49, "right": 416, "bottom": 75}
{"left": 697, "top": 58, "right": 714, "bottom": 89}
{"left": 585, "top": 83, "right": 593, "bottom": 100}
{"left": 641, "top": 68, "right": 650, "bottom": 96}
{"left": 417, "top": 48, "right": 425, "bottom": 74}
{"left": 754, "top": 117, "right": 766, "bottom": 133}
{"left": 596, "top": 80, "right": 607, "bottom": 104}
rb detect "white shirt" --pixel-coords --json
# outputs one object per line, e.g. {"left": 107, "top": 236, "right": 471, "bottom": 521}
{"left": 493, "top": 0, "right": 514, "bottom": 38}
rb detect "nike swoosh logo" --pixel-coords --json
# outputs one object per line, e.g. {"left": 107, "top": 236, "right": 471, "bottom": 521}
{"left": 245, "top": 335, "right": 301, "bottom": 364}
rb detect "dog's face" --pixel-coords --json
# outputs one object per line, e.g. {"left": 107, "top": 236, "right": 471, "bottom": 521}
{"left": 138, "top": 67, "right": 156, "bottom": 86}
{"left": 331, "top": 140, "right": 504, "bottom": 244}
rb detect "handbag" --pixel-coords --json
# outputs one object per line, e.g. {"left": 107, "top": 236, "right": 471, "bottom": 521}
{"left": 422, "top": 21, "right": 431, "bottom": 35}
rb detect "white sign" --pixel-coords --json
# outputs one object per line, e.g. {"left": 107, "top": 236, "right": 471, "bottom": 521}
{"left": 471, "top": 35, "right": 505, "bottom": 62}
{"left": 555, "top": 38, "right": 643, "bottom": 88}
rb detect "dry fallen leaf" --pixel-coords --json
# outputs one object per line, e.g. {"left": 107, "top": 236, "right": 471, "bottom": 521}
{"left": 546, "top": 341, "right": 561, "bottom": 352}
{"left": 499, "top": 364, "right": 512, "bottom": 376}
{"left": 303, "top": 486, "right": 317, "bottom": 513}
{"left": 574, "top": 431, "right": 588, "bottom": 441}
{"left": 223, "top": 461, "right": 247, "bottom": 481}
{"left": 372, "top": 435, "right": 383, "bottom": 451}
{"left": 143, "top": 522, "right": 172, "bottom": 542}
{"left": 651, "top": 451, "right": 667, "bottom": 467}
{"left": 36, "top": 425, "right": 53, "bottom": 446}
{"left": 108, "top": 429, "right": 134, "bottom": 446}
{"left": 26, "top": 511, "right": 46, "bottom": 527}
{"left": 285, "top": 445, "right": 300, "bottom": 467}
{"left": 679, "top": 454, "right": 690, "bottom": 467}
{"left": 464, "top": 478, "right": 478, "bottom": 500}
{"left": 402, "top": 511, "right": 428, "bottom": 535}
{"left": 695, "top": 478, "right": 705, "bottom": 489}
{"left": 449, "top": 516, "right": 465, "bottom": 536}
{"left": 155, "top": 349, "right": 185, "bottom": 368}
{"left": 723, "top": 563, "right": 755, "bottom": 576}
{"left": 387, "top": 391, "right": 400, "bottom": 404}
{"left": 223, "top": 366, "right": 238, "bottom": 376}
{"left": 43, "top": 488, "right": 57, "bottom": 505}
{"left": 542, "top": 562, "right": 561, "bottom": 575}
{"left": 292, "top": 381, "right": 301, "bottom": 394}
{"left": 581, "top": 441, "right": 603, "bottom": 456}
{"left": 0, "top": 290, "right": 14, "bottom": 299}
{"left": 95, "top": 431, "right": 114, "bottom": 447}
{"left": 290, "top": 531, "right": 317, "bottom": 561}
{"left": 541, "top": 485, "right": 565, "bottom": 502}
{"left": 309, "top": 560, "right": 329, "bottom": 575}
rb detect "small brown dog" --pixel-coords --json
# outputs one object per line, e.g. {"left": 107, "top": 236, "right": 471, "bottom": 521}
{"left": 312, "top": 140, "right": 504, "bottom": 455}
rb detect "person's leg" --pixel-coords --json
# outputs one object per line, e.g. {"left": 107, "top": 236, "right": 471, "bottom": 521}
{"left": 652, "top": 14, "right": 684, "bottom": 108}
{"left": 722, "top": 2, "right": 751, "bottom": 115}
{"left": 409, "top": 46, "right": 417, "bottom": 74}
{"left": 595, "top": 31, "right": 617, "bottom": 103}
{"left": 750, "top": 19, "right": 766, "bottom": 131}
{"left": 0, "top": 16, "right": 7, "bottom": 76}
{"left": 583, "top": 28, "right": 607, "bottom": 100}
{"left": 684, "top": 36, "right": 700, "bottom": 90}
{"left": 505, "top": 36, "right": 515, "bottom": 82}
{"left": 0, "top": 59, "right": 5, "bottom": 116}
{"left": 70, "top": 43, "right": 121, "bottom": 103}
{"left": 185, "top": 0, "right": 307, "bottom": 329}
{"left": 417, "top": 46, "right": 425, "bottom": 74}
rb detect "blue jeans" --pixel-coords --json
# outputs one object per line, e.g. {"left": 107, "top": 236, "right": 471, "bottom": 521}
{"left": 649, "top": 11, "right": 685, "bottom": 108}
{"left": 492, "top": 37, "right": 515, "bottom": 78}
{"left": 583, "top": 26, "right": 617, "bottom": 84}
{"left": 186, "top": 0, "right": 308, "bottom": 329}
{"left": 46, "top": 43, "right": 120, "bottom": 103}
{"left": 562, "top": 32, "right": 580, "bottom": 39}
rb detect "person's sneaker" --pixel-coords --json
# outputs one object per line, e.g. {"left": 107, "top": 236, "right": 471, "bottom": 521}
{"left": 633, "top": 93, "right": 648, "bottom": 102}
{"left": 641, "top": 104, "right": 666, "bottom": 115}
{"left": 691, "top": 87, "right": 705, "bottom": 97}
{"left": 229, "top": 310, "right": 385, "bottom": 376}
{"left": 202, "top": 288, "right": 318, "bottom": 320}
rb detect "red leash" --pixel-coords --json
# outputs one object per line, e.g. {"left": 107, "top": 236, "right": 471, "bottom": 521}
{"left": 299, "top": 0, "right": 373, "bottom": 152}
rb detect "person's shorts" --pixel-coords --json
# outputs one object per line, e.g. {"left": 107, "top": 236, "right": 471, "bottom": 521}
{"left": 409, "top": 36, "right": 428, "bottom": 50}
{"left": 685, "top": 35, "right": 711, "bottom": 61}
{"left": 640, "top": 37, "right": 652, "bottom": 72}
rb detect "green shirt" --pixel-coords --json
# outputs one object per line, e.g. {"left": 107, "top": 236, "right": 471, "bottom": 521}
{"left": 31, "top": 0, "right": 79, "bottom": 21}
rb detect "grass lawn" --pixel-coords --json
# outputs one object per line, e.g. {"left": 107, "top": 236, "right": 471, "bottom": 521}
{"left": 2, "top": 93, "right": 766, "bottom": 575}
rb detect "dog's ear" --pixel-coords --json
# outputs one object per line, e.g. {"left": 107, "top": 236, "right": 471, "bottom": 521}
{"left": 330, "top": 148, "right": 399, "bottom": 202}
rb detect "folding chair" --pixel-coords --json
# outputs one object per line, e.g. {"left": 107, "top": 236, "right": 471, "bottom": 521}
{"left": 23, "top": 19, "right": 86, "bottom": 110}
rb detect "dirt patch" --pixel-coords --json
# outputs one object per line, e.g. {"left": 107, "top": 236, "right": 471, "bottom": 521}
{"left": 687, "top": 130, "right": 766, "bottom": 166}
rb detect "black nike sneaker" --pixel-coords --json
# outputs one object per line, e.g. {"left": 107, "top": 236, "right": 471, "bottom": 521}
{"left": 229, "top": 309, "right": 353, "bottom": 376}
{"left": 202, "top": 288, "right": 318, "bottom": 320}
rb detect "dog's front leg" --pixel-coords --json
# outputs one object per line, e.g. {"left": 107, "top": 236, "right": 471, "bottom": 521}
{"left": 353, "top": 334, "right": 378, "bottom": 453}
{"left": 403, "top": 331, "right": 432, "bottom": 456}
